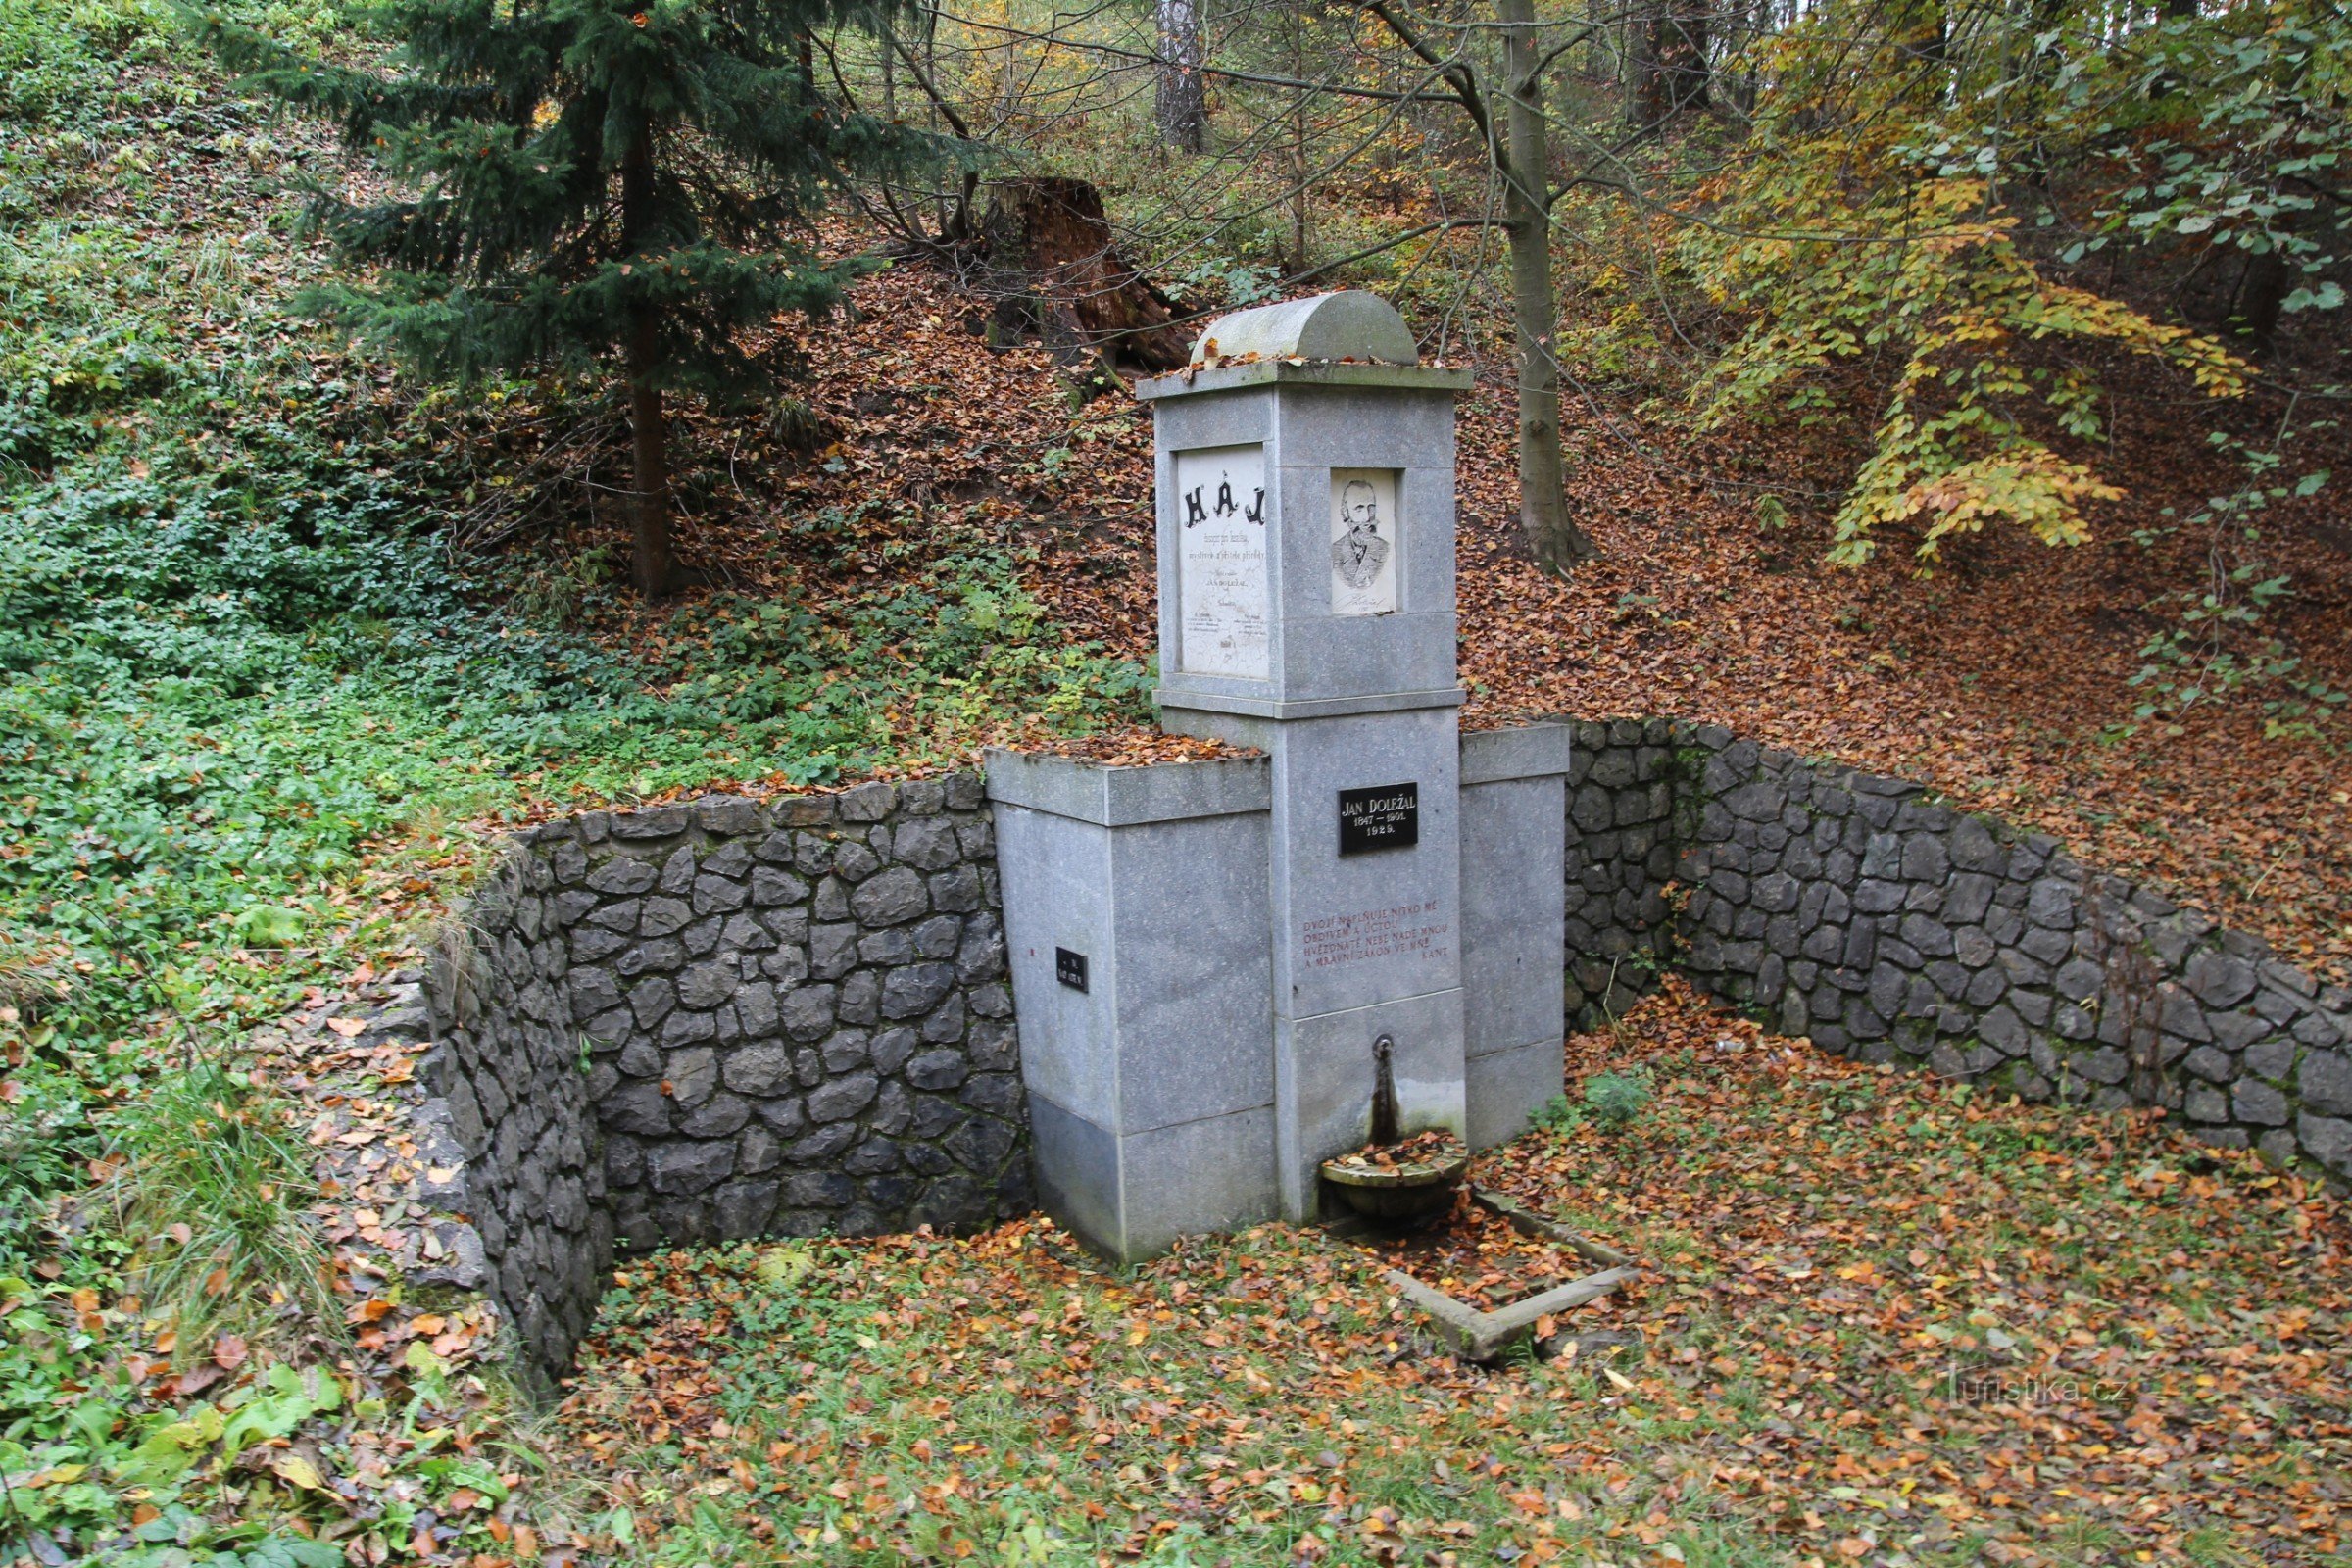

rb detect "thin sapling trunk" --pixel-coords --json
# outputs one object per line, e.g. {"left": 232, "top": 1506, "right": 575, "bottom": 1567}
{"left": 620, "top": 125, "right": 677, "bottom": 598}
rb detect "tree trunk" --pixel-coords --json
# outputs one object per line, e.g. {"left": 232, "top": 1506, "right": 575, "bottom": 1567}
{"left": 1899, "top": 0, "right": 1948, "bottom": 104}
{"left": 1288, "top": 0, "right": 1311, "bottom": 271}
{"left": 1499, "top": 0, "right": 1597, "bottom": 568}
{"left": 2149, "top": 0, "right": 2196, "bottom": 96}
{"left": 1654, "top": 1, "right": 1710, "bottom": 119}
{"left": 923, "top": 5, "right": 950, "bottom": 238}
{"left": 1623, "top": 0, "right": 1660, "bottom": 125}
{"left": 620, "top": 126, "right": 676, "bottom": 598}
{"left": 626, "top": 323, "right": 675, "bottom": 598}
{"left": 2239, "top": 241, "right": 2291, "bottom": 352}
{"left": 1626, "top": 0, "right": 1708, "bottom": 125}
{"left": 1156, "top": 0, "right": 1207, "bottom": 153}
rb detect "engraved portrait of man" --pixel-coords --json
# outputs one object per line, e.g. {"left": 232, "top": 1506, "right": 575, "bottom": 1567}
{"left": 1331, "top": 478, "right": 1390, "bottom": 590}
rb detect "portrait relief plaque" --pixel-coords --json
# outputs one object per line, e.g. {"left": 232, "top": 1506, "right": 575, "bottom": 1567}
{"left": 1175, "top": 445, "right": 1270, "bottom": 679}
{"left": 1327, "top": 467, "right": 1398, "bottom": 617}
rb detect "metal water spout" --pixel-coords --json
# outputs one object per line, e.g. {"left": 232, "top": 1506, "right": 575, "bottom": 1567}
{"left": 1320, "top": 1030, "right": 1466, "bottom": 1224}
{"left": 1370, "top": 1034, "right": 1400, "bottom": 1148}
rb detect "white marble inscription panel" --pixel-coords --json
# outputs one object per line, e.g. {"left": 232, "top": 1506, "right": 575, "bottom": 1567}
{"left": 1328, "top": 467, "right": 1398, "bottom": 617}
{"left": 1176, "top": 444, "right": 1270, "bottom": 679}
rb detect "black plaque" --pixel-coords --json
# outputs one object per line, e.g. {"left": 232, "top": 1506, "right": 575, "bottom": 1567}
{"left": 1338, "top": 782, "right": 1419, "bottom": 856}
{"left": 1055, "top": 947, "right": 1090, "bottom": 992}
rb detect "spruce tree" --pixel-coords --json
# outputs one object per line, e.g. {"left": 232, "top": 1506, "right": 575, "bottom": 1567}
{"left": 195, "top": 0, "right": 928, "bottom": 595}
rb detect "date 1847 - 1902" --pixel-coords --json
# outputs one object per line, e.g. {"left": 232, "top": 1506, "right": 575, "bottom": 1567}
{"left": 1337, "top": 783, "right": 1418, "bottom": 857}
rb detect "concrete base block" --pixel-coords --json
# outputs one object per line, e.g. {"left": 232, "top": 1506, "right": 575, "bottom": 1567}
{"left": 1121, "top": 1107, "right": 1280, "bottom": 1258}
{"left": 1028, "top": 1093, "right": 1120, "bottom": 1254}
{"left": 993, "top": 749, "right": 1280, "bottom": 1260}
{"left": 1029, "top": 1093, "right": 1277, "bottom": 1262}
{"left": 1461, "top": 767, "right": 1567, "bottom": 1058}
{"left": 1465, "top": 1036, "right": 1564, "bottom": 1149}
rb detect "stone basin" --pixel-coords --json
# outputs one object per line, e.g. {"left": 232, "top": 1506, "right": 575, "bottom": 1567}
{"left": 1318, "top": 1143, "right": 1469, "bottom": 1225}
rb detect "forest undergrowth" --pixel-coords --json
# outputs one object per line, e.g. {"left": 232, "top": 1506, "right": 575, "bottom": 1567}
{"left": 0, "top": 4, "right": 1142, "bottom": 1560}
{"left": 678, "top": 259, "right": 2352, "bottom": 983}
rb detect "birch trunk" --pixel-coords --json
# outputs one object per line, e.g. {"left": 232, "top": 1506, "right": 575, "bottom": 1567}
{"left": 1156, "top": 0, "right": 1207, "bottom": 153}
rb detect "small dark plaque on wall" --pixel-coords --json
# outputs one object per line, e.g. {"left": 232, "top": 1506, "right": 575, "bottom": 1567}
{"left": 1055, "top": 947, "right": 1090, "bottom": 992}
{"left": 1338, "top": 782, "right": 1419, "bottom": 856}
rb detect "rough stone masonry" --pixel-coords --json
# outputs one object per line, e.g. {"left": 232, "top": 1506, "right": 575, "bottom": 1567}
{"left": 1556, "top": 718, "right": 2352, "bottom": 1182}
{"left": 421, "top": 774, "right": 1030, "bottom": 1384}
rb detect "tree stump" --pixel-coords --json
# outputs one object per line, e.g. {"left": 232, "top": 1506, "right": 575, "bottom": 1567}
{"left": 979, "top": 178, "right": 1192, "bottom": 375}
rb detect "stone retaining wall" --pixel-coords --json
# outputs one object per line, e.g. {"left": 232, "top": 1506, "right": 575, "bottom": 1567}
{"left": 412, "top": 725, "right": 2350, "bottom": 1394}
{"left": 420, "top": 773, "right": 1030, "bottom": 1388}
{"left": 1560, "top": 718, "right": 2352, "bottom": 1184}
{"left": 423, "top": 882, "right": 610, "bottom": 1394}
{"left": 1558, "top": 718, "right": 1680, "bottom": 1028}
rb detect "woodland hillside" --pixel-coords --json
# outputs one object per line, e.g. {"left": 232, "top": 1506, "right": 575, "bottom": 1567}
{"left": 2, "top": 0, "right": 2350, "bottom": 1562}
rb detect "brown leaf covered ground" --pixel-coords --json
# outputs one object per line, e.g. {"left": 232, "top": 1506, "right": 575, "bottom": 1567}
{"left": 549, "top": 980, "right": 2352, "bottom": 1567}
{"left": 640, "top": 255, "right": 2351, "bottom": 983}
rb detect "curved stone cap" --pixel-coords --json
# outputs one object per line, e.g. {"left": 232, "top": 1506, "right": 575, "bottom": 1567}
{"left": 1192, "top": 290, "right": 1419, "bottom": 367}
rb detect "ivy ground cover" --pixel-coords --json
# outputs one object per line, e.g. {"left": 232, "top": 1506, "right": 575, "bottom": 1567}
{"left": 0, "top": 3, "right": 1146, "bottom": 1558}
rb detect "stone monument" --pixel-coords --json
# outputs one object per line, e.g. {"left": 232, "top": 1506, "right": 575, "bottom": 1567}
{"left": 986, "top": 291, "right": 1572, "bottom": 1260}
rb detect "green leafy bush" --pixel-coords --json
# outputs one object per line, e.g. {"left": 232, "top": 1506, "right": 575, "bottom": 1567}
{"left": 1582, "top": 1069, "right": 1653, "bottom": 1132}
{"left": 1529, "top": 1093, "right": 1580, "bottom": 1135}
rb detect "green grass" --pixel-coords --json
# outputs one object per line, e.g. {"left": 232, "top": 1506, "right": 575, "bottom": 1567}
{"left": 562, "top": 1230, "right": 1788, "bottom": 1568}
{"left": 0, "top": 0, "right": 1150, "bottom": 1219}
{"left": 96, "top": 1060, "right": 331, "bottom": 1343}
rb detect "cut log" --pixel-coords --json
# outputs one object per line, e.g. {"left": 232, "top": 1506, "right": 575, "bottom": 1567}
{"left": 979, "top": 177, "right": 1192, "bottom": 373}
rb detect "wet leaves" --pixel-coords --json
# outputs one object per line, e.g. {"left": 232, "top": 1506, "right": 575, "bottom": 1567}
{"left": 1360, "top": 1195, "right": 1594, "bottom": 1313}
{"left": 548, "top": 980, "right": 2349, "bottom": 1566}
